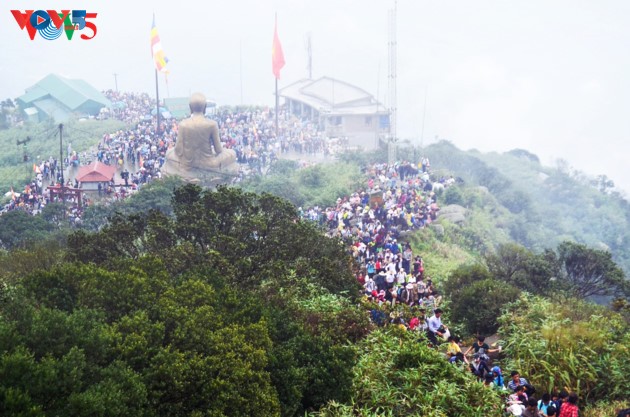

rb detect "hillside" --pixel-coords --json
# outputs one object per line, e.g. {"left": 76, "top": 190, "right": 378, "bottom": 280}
{"left": 0, "top": 144, "right": 629, "bottom": 416}
{"left": 0, "top": 119, "right": 125, "bottom": 193}
{"left": 421, "top": 140, "right": 630, "bottom": 275}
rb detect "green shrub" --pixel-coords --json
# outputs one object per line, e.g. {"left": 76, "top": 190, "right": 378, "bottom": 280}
{"left": 449, "top": 279, "right": 521, "bottom": 335}
{"left": 443, "top": 186, "right": 464, "bottom": 205}
{"left": 312, "top": 329, "right": 503, "bottom": 417}
{"left": 498, "top": 294, "right": 630, "bottom": 402}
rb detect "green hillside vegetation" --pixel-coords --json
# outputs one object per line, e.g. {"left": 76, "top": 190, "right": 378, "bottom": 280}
{"left": 1, "top": 142, "right": 630, "bottom": 415}
{"left": 314, "top": 329, "right": 503, "bottom": 417}
{"left": 421, "top": 140, "right": 630, "bottom": 275}
{"left": 0, "top": 186, "right": 367, "bottom": 416}
{"left": 240, "top": 160, "right": 365, "bottom": 209}
{"left": 0, "top": 119, "right": 125, "bottom": 193}
{"left": 498, "top": 295, "right": 630, "bottom": 403}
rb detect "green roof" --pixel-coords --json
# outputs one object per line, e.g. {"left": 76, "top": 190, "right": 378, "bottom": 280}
{"left": 17, "top": 74, "right": 110, "bottom": 112}
{"left": 33, "top": 98, "right": 72, "bottom": 122}
{"left": 164, "top": 97, "right": 191, "bottom": 119}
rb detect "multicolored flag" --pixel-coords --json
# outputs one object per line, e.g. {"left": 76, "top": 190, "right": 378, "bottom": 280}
{"left": 272, "top": 15, "right": 285, "bottom": 79}
{"left": 151, "top": 15, "right": 169, "bottom": 73}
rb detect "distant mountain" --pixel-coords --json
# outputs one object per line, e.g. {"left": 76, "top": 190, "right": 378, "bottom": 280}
{"left": 422, "top": 140, "right": 630, "bottom": 275}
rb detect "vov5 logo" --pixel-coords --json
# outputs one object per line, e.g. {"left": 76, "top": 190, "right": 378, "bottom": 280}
{"left": 11, "top": 10, "right": 97, "bottom": 40}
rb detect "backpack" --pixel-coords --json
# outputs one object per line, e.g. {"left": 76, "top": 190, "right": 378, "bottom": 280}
{"left": 477, "top": 347, "right": 490, "bottom": 362}
{"left": 397, "top": 287, "right": 406, "bottom": 299}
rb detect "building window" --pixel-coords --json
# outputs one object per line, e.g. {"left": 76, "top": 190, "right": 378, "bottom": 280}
{"left": 329, "top": 116, "right": 342, "bottom": 126}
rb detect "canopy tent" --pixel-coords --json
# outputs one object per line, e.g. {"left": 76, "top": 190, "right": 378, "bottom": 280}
{"left": 76, "top": 161, "right": 116, "bottom": 184}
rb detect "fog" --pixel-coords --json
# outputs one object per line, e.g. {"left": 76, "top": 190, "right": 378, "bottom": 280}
{"left": 2, "top": 0, "right": 629, "bottom": 194}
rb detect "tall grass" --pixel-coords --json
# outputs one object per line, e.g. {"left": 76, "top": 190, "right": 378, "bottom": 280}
{"left": 498, "top": 294, "right": 630, "bottom": 402}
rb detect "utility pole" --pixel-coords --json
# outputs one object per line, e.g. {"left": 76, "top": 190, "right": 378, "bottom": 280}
{"left": 239, "top": 39, "right": 244, "bottom": 105}
{"left": 113, "top": 73, "right": 119, "bottom": 92}
{"left": 155, "top": 69, "right": 161, "bottom": 136}
{"left": 420, "top": 86, "right": 427, "bottom": 157}
{"left": 387, "top": 0, "right": 398, "bottom": 165}
{"left": 59, "top": 123, "right": 65, "bottom": 213}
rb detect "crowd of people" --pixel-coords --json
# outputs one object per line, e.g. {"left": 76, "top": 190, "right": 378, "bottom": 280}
{"left": 3, "top": 92, "right": 627, "bottom": 416}
{"left": 1, "top": 156, "right": 88, "bottom": 224}
{"left": 2, "top": 90, "right": 359, "bottom": 223}
{"left": 298, "top": 160, "right": 450, "bottom": 324}
{"left": 294, "top": 159, "right": 601, "bottom": 417}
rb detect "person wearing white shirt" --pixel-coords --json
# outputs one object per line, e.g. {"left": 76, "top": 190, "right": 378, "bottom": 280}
{"left": 426, "top": 308, "right": 447, "bottom": 346}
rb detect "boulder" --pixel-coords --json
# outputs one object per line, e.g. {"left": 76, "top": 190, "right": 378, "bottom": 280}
{"left": 430, "top": 224, "right": 445, "bottom": 236}
{"left": 438, "top": 204, "right": 467, "bottom": 224}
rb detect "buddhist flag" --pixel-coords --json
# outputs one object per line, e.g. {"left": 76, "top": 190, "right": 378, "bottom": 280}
{"left": 272, "top": 15, "right": 285, "bottom": 79}
{"left": 10, "top": 187, "right": 16, "bottom": 201}
{"left": 151, "top": 15, "right": 169, "bottom": 73}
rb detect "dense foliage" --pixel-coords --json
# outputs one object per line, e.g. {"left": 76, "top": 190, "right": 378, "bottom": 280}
{"left": 425, "top": 140, "right": 630, "bottom": 276}
{"left": 240, "top": 160, "right": 364, "bottom": 209}
{"left": 313, "top": 329, "right": 504, "bottom": 417}
{"left": 0, "top": 185, "right": 369, "bottom": 416}
{"left": 498, "top": 295, "right": 630, "bottom": 402}
{"left": 2, "top": 137, "right": 630, "bottom": 415}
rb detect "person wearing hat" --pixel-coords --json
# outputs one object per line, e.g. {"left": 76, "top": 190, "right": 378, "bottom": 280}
{"left": 364, "top": 275, "right": 376, "bottom": 294}
{"left": 416, "top": 308, "right": 428, "bottom": 331}
{"left": 399, "top": 283, "right": 413, "bottom": 305}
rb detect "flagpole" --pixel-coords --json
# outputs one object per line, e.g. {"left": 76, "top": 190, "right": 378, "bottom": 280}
{"left": 155, "top": 68, "right": 161, "bottom": 136}
{"left": 275, "top": 78, "right": 279, "bottom": 138}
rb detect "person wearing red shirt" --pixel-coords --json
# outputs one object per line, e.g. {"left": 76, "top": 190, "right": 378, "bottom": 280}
{"left": 558, "top": 393, "right": 579, "bottom": 417}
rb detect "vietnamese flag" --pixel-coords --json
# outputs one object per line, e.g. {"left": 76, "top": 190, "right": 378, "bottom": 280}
{"left": 272, "top": 15, "right": 285, "bottom": 79}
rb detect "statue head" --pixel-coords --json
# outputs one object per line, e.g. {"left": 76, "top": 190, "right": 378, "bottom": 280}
{"left": 189, "top": 92, "right": 207, "bottom": 114}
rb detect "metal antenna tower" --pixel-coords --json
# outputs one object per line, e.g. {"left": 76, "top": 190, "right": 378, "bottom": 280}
{"left": 305, "top": 32, "right": 313, "bottom": 79}
{"left": 387, "top": 0, "right": 398, "bottom": 165}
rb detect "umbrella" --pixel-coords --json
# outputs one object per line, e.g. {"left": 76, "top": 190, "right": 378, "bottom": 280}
{"left": 151, "top": 107, "right": 168, "bottom": 116}
{"left": 4, "top": 191, "right": 20, "bottom": 198}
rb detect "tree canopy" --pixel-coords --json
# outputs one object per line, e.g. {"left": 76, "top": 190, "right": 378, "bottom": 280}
{"left": 0, "top": 184, "right": 367, "bottom": 416}
{"left": 557, "top": 241, "right": 628, "bottom": 299}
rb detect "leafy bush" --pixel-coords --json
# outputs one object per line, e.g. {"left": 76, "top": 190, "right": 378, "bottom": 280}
{"left": 241, "top": 161, "right": 363, "bottom": 209}
{"left": 0, "top": 210, "right": 56, "bottom": 250}
{"left": 449, "top": 279, "right": 521, "bottom": 335}
{"left": 443, "top": 186, "right": 464, "bottom": 205}
{"left": 485, "top": 243, "right": 564, "bottom": 295}
{"left": 0, "top": 185, "right": 365, "bottom": 416}
{"left": 313, "top": 329, "right": 504, "bottom": 417}
{"left": 582, "top": 401, "right": 630, "bottom": 417}
{"left": 442, "top": 263, "right": 492, "bottom": 300}
{"left": 498, "top": 294, "right": 630, "bottom": 402}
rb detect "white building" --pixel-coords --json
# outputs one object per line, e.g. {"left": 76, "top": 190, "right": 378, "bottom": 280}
{"left": 279, "top": 77, "right": 390, "bottom": 149}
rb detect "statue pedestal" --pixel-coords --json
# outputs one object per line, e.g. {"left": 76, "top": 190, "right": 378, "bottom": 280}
{"left": 161, "top": 152, "right": 239, "bottom": 187}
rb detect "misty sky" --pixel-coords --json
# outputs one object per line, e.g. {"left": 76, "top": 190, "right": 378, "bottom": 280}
{"left": 2, "top": 0, "right": 629, "bottom": 194}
